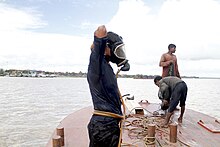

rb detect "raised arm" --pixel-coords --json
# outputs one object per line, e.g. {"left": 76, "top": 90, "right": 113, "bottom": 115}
{"left": 88, "top": 25, "right": 108, "bottom": 77}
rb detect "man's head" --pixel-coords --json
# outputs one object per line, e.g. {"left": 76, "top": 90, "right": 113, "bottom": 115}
{"left": 105, "top": 31, "right": 130, "bottom": 71}
{"left": 168, "top": 44, "right": 176, "bottom": 53}
{"left": 154, "top": 75, "right": 162, "bottom": 87}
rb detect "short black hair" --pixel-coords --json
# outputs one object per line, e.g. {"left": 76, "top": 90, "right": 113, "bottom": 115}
{"left": 154, "top": 75, "right": 162, "bottom": 83}
{"left": 168, "top": 44, "right": 176, "bottom": 50}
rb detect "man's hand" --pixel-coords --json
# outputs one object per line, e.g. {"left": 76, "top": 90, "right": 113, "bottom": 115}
{"left": 169, "top": 60, "right": 174, "bottom": 65}
{"left": 94, "top": 25, "right": 107, "bottom": 38}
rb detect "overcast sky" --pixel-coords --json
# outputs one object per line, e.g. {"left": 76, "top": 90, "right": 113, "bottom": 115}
{"left": 1, "top": 0, "right": 220, "bottom": 77}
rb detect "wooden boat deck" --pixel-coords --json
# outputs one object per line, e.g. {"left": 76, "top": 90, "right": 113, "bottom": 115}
{"left": 46, "top": 100, "right": 220, "bottom": 147}
{"left": 46, "top": 106, "right": 92, "bottom": 147}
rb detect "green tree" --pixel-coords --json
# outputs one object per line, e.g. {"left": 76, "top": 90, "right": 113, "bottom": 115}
{"left": 0, "top": 68, "right": 5, "bottom": 76}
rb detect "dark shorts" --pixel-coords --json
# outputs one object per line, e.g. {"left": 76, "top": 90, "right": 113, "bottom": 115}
{"left": 87, "top": 115, "right": 120, "bottom": 147}
{"left": 168, "top": 82, "right": 188, "bottom": 113}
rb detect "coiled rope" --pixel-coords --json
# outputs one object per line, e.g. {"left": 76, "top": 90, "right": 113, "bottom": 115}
{"left": 122, "top": 112, "right": 191, "bottom": 146}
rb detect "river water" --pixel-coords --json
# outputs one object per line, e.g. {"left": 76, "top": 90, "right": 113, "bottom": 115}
{"left": 0, "top": 77, "right": 219, "bottom": 147}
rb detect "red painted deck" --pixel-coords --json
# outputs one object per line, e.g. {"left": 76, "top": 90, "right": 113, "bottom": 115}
{"left": 46, "top": 106, "right": 92, "bottom": 147}
{"left": 46, "top": 101, "right": 220, "bottom": 147}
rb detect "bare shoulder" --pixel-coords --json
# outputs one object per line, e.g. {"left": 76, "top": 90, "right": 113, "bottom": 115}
{"left": 160, "top": 53, "right": 167, "bottom": 62}
{"left": 161, "top": 53, "right": 171, "bottom": 58}
{"left": 94, "top": 25, "right": 107, "bottom": 38}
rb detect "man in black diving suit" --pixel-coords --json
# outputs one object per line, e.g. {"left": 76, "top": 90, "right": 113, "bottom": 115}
{"left": 87, "top": 25, "right": 130, "bottom": 147}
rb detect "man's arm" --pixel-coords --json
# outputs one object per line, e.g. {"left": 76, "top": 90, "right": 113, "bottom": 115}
{"left": 88, "top": 25, "right": 107, "bottom": 76}
{"left": 160, "top": 83, "right": 170, "bottom": 101}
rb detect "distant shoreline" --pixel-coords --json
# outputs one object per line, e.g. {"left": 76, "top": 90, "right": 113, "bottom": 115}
{"left": 0, "top": 68, "right": 219, "bottom": 79}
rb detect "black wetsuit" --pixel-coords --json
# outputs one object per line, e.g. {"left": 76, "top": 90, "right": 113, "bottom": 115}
{"left": 87, "top": 36, "right": 122, "bottom": 147}
{"left": 159, "top": 76, "right": 188, "bottom": 112}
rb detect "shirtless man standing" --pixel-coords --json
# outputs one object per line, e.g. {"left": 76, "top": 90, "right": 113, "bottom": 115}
{"left": 159, "top": 44, "right": 181, "bottom": 78}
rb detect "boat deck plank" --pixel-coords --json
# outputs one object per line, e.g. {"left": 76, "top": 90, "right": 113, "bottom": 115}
{"left": 46, "top": 101, "right": 220, "bottom": 147}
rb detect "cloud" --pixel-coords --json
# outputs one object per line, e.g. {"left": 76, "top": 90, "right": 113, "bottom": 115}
{"left": 0, "top": 3, "right": 91, "bottom": 72}
{"left": 157, "top": 0, "right": 220, "bottom": 60}
{"left": 179, "top": 59, "right": 220, "bottom": 77}
{"left": 0, "top": 3, "right": 46, "bottom": 31}
{"left": 106, "top": 0, "right": 220, "bottom": 77}
{"left": 0, "top": 29, "right": 91, "bottom": 72}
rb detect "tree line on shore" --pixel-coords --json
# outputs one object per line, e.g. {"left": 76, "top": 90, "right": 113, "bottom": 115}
{"left": 0, "top": 68, "right": 199, "bottom": 79}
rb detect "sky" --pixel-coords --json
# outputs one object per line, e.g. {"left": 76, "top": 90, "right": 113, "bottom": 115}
{"left": 1, "top": 0, "right": 220, "bottom": 77}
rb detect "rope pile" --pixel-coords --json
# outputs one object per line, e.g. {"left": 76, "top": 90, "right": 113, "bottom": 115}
{"left": 121, "top": 113, "right": 190, "bottom": 147}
